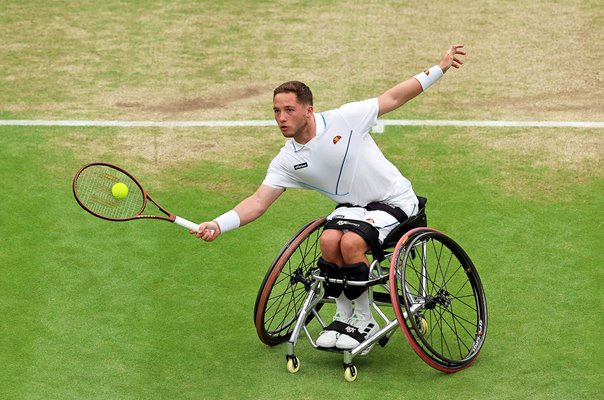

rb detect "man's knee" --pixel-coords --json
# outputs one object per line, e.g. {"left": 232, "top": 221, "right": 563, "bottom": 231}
{"left": 320, "top": 229, "right": 343, "bottom": 248}
{"left": 339, "top": 232, "right": 369, "bottom": 260}
{"left": 320, "top": 229, "right": 344, "bottom": 263}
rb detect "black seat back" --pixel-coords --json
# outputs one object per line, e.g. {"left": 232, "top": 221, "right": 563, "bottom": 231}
{"left": 381, "top": 196, "right": 428, "bottom": 249}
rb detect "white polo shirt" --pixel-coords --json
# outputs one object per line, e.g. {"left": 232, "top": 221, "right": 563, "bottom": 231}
{"left": 262, "top": 98, "right": 418, "bottom": 217}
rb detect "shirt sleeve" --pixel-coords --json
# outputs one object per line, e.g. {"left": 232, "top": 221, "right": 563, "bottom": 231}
{"left": 262, "top": 151, "right": 305, "bottom": 190}
{"left": 335, "top": 98, "right": 379, "bottom": 136}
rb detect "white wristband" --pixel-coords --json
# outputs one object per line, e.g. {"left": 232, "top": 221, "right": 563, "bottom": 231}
{"left": 414, "top": 65, "right": 444, "bottom": 91}
{"left": 214, "top": 210, "right": 240, "bottom": 233}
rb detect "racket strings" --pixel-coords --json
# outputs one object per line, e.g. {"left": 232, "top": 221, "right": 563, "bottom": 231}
{"left": 75, "top": 165, "right": 144, "bottom": 220}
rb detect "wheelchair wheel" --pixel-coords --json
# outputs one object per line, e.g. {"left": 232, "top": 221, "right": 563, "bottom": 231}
{"left": 254, "top": 217, "right": 326, "bottom": 345}
{"left": 390, "top": 228, "right": 488, "bottom": 372}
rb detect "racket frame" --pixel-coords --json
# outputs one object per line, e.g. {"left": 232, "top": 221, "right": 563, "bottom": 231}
{"left": 73, "top": 162, "right": 199, "bottom": 231}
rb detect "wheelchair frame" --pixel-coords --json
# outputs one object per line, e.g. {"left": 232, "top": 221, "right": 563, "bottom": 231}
{"left": 254, "top": 198, "right": 488, "bottom": 381}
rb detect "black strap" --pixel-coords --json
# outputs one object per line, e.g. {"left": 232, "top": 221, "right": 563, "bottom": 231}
{"left": 317, "top": 257, "right": 344, "bottom": 298}
{"left": 324, "top": 320, "right": 377, "bottom": 343}
{"left": 365, "top": 202, "right": 408, "bottom": 223}
{"left": 335, "top": 201, "right": 408, "bottom": 223}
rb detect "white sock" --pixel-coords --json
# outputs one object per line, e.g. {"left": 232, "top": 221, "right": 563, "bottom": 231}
{"left": 353, "top": 290, "right": 372, "bottom": 320}
{"left": 335, "top": 293, "right": 353, "bottom": 319}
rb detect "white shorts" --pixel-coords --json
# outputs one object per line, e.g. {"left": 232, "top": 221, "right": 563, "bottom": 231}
{"left": 326, "top": 206, "right": 399, "bottom": 243}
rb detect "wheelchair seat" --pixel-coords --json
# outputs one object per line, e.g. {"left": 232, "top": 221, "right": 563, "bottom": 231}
{"left": 369, "top": 196, "right": 428, "bottom": 261}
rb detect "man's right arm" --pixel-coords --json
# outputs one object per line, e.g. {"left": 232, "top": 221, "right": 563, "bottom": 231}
{"left": 193, "top": 184, "right": 285, "bottom": 242}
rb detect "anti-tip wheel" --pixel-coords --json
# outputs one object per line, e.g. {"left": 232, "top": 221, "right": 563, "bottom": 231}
{"left": 344, "top": 365, "right": 357, "bottom": 382}
{"left": 286, "top": 355, "right": 300, "bottom": 373}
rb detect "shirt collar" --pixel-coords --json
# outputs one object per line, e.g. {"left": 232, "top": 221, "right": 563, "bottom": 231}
{"left": 291, "top": 113, "right": 325, "bottom": 152}
{"left": 315, "top": 112, "right": 326, "bottom": 137}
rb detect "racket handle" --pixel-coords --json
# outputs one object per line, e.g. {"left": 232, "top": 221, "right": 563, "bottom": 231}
{"left": 174, "top": 216, "right": 200, "bottom": 232}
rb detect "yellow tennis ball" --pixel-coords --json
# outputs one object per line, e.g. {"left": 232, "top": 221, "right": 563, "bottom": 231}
{"left": 111, "top": 182, "right": 128, "bottom": 199}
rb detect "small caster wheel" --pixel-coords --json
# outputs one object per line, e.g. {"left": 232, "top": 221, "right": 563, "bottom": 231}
{"left": 344, "top": 364, "right": 357, "bottom": 382}
{"left": 286, "top": 355, "right": 300, "bottom": 373}
{"left": 416, "top": 314, "right": 428, "bottom": 335}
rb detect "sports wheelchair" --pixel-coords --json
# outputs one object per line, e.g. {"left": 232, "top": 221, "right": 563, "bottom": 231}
{"left": 254, "top": 197, "right": 488, "bottom": 381}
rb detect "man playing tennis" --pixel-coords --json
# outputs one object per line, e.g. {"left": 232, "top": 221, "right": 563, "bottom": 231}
{"left": 194, "top": 44, "right": 465, "bottom": 351}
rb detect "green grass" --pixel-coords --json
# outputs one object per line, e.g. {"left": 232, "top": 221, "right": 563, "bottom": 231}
{"left": 1, "top": 0, "right": 603, "bottom": 398}
{"left": 0, "top": 126, "right": 602, "bottom": 399}
{"left": 1, "top": 0, "right": 602, "bottom": 121}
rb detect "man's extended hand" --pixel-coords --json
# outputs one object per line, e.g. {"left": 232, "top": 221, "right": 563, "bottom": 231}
{"left": 439, "top": 44, "right": 466, "bottom": 73}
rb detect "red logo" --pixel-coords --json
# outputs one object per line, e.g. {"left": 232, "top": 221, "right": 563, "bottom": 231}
{"left": 333, "top": 135, "right": 342, "bottom": 144}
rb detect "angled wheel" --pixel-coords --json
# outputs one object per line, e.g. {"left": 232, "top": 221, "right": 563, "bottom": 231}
{"left": 390, "top": 228, "right": 488, "bottom": 372}
{"left": 344, "top": 364, "right": 357, "bottom": 382}
{"left": 254, "top": 217, "right": 325, "bottom": 345}
{"left": 286, "top": 355, "right": 300, "bottom": 373}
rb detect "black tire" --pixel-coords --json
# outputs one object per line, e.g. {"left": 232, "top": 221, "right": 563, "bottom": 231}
{"left": 390, "top": 228, "right": 488, "bottom": 372}
{"left": 254, "top": 218, "right": 325, "bottom": 345}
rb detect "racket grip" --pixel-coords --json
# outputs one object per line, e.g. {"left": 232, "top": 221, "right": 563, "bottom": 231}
{"left": 174, "top": 216, "right": 200, "bottom": 232}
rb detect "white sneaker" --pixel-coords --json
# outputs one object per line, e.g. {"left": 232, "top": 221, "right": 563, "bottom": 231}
{"left": 335, "top": 314, "right": 380, "bottom": 353}
{"left": 316, "top": 312, "right": 349, "bottom": 348}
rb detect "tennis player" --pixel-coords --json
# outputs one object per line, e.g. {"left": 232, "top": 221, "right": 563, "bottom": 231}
{"left": 194, "top": 44, "right": 465, "bottom": 350}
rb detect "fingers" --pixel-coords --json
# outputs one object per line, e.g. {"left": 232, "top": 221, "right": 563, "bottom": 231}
{"left": 446, "top": 44, "right": 466, "bottom": 69}
{"left": 198, "top": 228, "right": 218, "bottom": 241}
{"left": 451, "top": 56, "right": 464, "bottom": 68}
{"left": 199, "top": 228, "right": 218, "bottom": 241}
{"left": 450, "top": 44, "right": 465, "bottom": 53}
{"left": 191, "top": 222, "right": 221, "bottom": 242}
{"left": 450, "top": 45, "right": 465, "bottom": 56}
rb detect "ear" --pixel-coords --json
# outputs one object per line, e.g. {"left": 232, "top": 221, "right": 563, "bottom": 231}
{"left": 306, "top": 105, "right": 314, "bottom": 117}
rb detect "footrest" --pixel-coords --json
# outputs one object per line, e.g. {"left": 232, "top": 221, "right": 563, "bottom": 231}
{"left": 326, "top": 321, "right": 374, "bottom": 344}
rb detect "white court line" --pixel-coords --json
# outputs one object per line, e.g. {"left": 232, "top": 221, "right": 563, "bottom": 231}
{"left": 0, "top": 119, "right": 277, "bottom": 127}
{"left": 372, "top": 119, "right": 604, "bottom": 133}
{"left": 0, "top": 119, "right": 603, "bottom": 131}
{"left": 378, "top": 119, "right": 604, "bottom": 128}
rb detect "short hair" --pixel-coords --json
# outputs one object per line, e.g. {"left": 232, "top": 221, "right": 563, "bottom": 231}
{"left": 273, "top": 81, "right": 313, "bottom": 105}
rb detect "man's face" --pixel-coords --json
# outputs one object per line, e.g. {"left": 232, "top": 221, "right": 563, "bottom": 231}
{"left": 273, "top": 92, "right": 312, "bottom": 138}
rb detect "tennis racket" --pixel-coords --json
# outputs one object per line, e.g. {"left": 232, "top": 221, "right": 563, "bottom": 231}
{"left": 72, "top": 162, "right": 200, "bottom": 232}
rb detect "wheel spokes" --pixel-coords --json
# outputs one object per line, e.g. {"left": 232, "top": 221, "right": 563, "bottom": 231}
{"left": 396, "top": 231, "right": 487, "bottom": 369}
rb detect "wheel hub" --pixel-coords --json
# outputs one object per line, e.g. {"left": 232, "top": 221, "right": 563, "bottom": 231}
{"left": 424, "top": 288, "right": 452, "bottom": 309}
{"left": 290, "top": 267, "right": 312, "bottom": 290}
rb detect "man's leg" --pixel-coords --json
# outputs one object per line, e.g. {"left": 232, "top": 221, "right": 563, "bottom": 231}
{"left": 339, "top": 231, "right": 370, "bottom": 265}
{"left": 336, "top": 231, "right": 379, "bottom": 350}
{"left": 319, "top": 229, "right": 352, "bottom": 320}
{"left": 320, "top": 230, "right": 374, "bottom": 320}
{"left": 316, "top": 230, "right": 351, "bottom": 348}
{"left": 319, "top": 229, "right": 345, "bottom": 266}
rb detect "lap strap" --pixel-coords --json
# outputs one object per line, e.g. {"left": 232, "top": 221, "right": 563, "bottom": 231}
{"left": 335, "top": 201, "right": 409, "bottom": 223}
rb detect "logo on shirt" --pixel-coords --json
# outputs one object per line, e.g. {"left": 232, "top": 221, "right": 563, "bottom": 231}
{"left": 294, "top": 162, "right": 308, "bottom": 170}
{"left": 332, "top": 135, "right": 342, "bottom": 144}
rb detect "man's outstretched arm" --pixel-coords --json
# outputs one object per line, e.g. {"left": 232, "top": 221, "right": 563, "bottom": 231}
{"left": 193, "top": 184, "right": 284, "bottom": 242}
{"left": 377, "top": 44, "right": 466, "bottom": 117}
